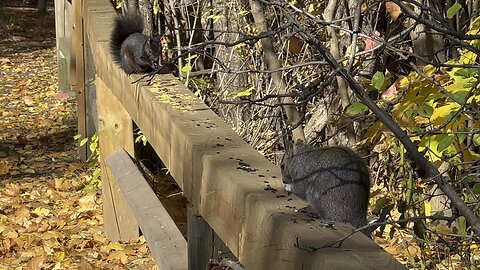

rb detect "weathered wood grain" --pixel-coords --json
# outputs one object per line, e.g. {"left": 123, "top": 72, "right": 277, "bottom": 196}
{"left": 106, "top": 149, "right": 188, "bottom": 270}
{"left": 70, "top": 0, "right": 87, "bottom": 161}
{"left": 96, "top": 77, "right": 138, "bottom": 241}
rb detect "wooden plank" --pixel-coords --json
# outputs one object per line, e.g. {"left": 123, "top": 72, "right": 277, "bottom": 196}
{"left": 54, "top": 0, "right": 65, "bottom": 51}
{"left": 70, "top": 0, "right": 87, "bottom": 161}
{"left": 106, "top": 149, "right": 188, "bottom": 270}
{"left": 83, "top": 0, "right": 407, "bottom": 269}
{"left": 96, "top": 77, "right": 139, "bottom": 241}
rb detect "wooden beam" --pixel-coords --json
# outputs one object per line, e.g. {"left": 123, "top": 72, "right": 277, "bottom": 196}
{"left": 106, "top": 149, "right": 188, "bottom": 270}
{"left": 70, "top": 0, "right": 87, "bottom": 161}
{"left": 96, "top": 77, "right": 139, "bottom": 241}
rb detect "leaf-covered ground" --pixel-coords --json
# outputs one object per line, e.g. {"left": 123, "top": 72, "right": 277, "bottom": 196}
{"left": 0, "top": 2, "right": 157, "bottom": 269}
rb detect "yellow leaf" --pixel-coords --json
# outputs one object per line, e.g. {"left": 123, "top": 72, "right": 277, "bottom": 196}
{"left": 33, "top": 207, "right": 51, "bottom": 217}
{"left": 13, "top": 207, "right": 30, "bottom": 224}
{"left": 108, "top": 242, "right": 125, "bottom": 251}
{"left": 460, "top": 51, "right": 477, "bottom": 64}
{"left": 423, "top": 65, "right": 436, "bottom": 76}
{"left": 44, "top": 244, "right": 54, "bottom": 255}
{"left": 424, "top": 201, "right": 431, "bottom": 216}
{"left": 430, "top": 103, "right": 460, "bottom": 125}
{"left": 418, "top": 135, "right": 442, "bottom": 162}
{"left": 54, "top": 251, "right": 65, "bottom": 262}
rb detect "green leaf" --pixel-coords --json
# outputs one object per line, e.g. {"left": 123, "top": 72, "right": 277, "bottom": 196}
{"left": 473, "top": 134, "right": 480, "bottom": 146}
{"left": 372, "top": 71, "right": 385, "bottom": 90}
{"left": 346, "top": 102, "right": 369, "bottom": 116}
{"left": 454, "top": 68, "right": 477, "bottom": 78}
{"left": 73, "top": 134, "right": 82, "bottom": 140}
{"left": 413, "top": 220, "right": 426, "bottom": 239}
{"left": 458, "top": 216, "right": 467, "bottom": 236}
{"left": 417, "top": 103, "right": 434, "bottom": 117}
{"left": 235, "top": 86, "right": 254, "bottom": 98}
{"left": 373, "top": 197, "right": 386, "bottom": 215}
{"left": 389, "top": 227, "right": 396, "bottom": 239}
{"left": 457, "top": 130, "right": 467, "bottom": 144}
{"left": 471, "top": 185, "right": 480, "bottom": 195}
{"left": 80, "top": 138, "right": 88, "bottom": 147}
{"left": 89, "top": 141, "right": 98, "bottom": 153}
{"left": 437, "top": 135, "right": 455, "bottom": 153}
{"left": 185, "top": 54, "right": 198, "bottom": 61}
{"left": 238, "top": 10, "right": 250, "bottom": 16}
{"left": 181, "top": 65, "right": 192, "bottom": 73}
{"left": 425, "top": 93, "right": 445, "bottom": 102}
{"left": 452, "top": 90, "right": 469, "bottom": 103}
{"left": 447, "top": 2, "right": 462, "bottom": 19}
{"left": 464, "top": 175, "right": 480, "bottom": 183}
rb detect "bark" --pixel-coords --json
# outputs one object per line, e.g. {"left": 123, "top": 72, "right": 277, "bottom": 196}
{"left": 138, "top": 0, "right": 153, "bottom": 35}
{"left": 323, "top": 0, "right": 357, "bottom": 145}
{"left": 249, "top": 0, "right": 306, "bottom": 143}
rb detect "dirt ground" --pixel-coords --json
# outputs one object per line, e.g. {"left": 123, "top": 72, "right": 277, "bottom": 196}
{"left": 0, "top": 1, "right": 158, "bottom": 269}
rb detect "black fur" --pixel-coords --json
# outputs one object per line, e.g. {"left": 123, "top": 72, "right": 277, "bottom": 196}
{"left": 110, "top": 14, "right": 160, "bottom": 74}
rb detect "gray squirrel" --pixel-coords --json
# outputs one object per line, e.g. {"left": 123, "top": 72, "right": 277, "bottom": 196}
{"left": 280, "top": 142, "right": 370, "bottom": 231}
{"left": 110, "top": 14, "right": 160, "bottom": 74}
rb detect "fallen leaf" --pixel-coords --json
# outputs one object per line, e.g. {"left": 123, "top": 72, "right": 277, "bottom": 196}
{"left": 18, "top": 80, "right": 30, "bottom": 87}
{"left": 108, "top": 250, "right": 128, "bottom": 264}
{"left": 2, "top": 183, "right": 21, "bottom": 196}
{"left": 0, "top": 57, "right": 11, "bottom": 65}
{"left": 23, "top": 96, "right": 35, "bottom": 106}
{"left": 108, "top": 242, "right": 125, "bottom": 251}
{"left": 27, "top": 255, "right": 45, "bottom": 270}
{"left": 33, "top": 207, "right": 51, "bottom": 217}
{"left": 0, "top": 161, "right": 12, "bottom": 174}
{"left": 78, "top": 193, "right": 97, "bottom": 212}
{"left": 5, "top": 229, "right": 19, "bottom": 239}
{"left": 13, "top": 207, "right": 31, "bottom": 225}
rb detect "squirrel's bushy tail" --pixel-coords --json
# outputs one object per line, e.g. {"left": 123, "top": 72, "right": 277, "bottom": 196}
{"left": 110, "top": 14, "right": 144, "bottom": 65}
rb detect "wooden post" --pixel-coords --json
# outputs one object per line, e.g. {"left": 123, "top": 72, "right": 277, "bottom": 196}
{"left": 96, "top": 77, "right": 139, "bottom": 241}
{"left": 70, "top": 0, "right": 87, "bottom": 161}
{"left": 54, "top": 0, "right": 68, "bottom": 93}
{"left": 187, "top": 205, "right": 236, "bottom": 269}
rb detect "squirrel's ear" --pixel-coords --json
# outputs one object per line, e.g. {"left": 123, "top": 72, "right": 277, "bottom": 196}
{"left": 284, "top": 140, "right": 294, "bottom": 156}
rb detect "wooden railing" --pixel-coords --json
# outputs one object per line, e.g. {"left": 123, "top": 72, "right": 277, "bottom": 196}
{"left": 69, "top": 0, "right": 408, "bottom": 269}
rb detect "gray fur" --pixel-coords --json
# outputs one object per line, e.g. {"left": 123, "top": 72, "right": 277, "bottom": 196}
{"left": 281, "top": 143, "right": 370, "bottom": 229}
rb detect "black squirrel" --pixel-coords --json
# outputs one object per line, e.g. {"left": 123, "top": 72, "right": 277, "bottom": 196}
{"left": 280, "top": 142, "right": 371, "bottom": 233}
{"left": 110, "top": 14, "right": 160, "bottom": 74}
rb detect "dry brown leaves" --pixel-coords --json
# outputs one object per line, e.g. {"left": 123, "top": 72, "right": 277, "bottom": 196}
{"left": 0, "top": 2, "right": 157, "bottom": 269}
